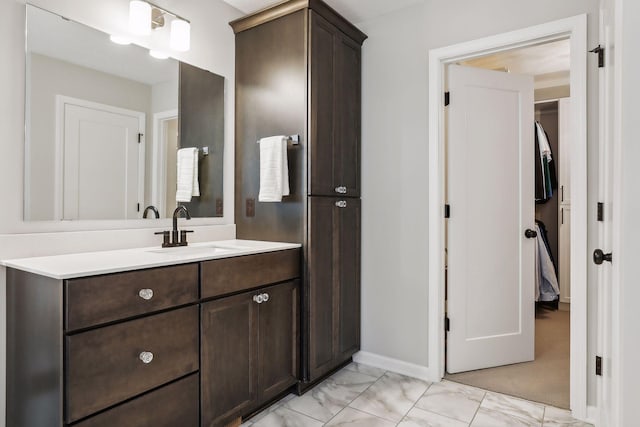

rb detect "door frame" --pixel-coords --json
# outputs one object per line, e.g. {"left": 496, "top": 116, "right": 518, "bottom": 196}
{"left": 427, "top": 15, "right": 589, "bottom": 419}
{"left": 151, "top": 109, "right": 179, "bottom": 217}
{"left": 54, "top": 95, "right": 146, "bottom": 220}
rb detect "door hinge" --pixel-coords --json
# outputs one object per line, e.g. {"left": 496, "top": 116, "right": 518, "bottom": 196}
{"left": 445, "top": 316, "right": 450, "bottom": 332}
{"left": 590, "top": 45, "right": 605, "bottom": 68}
{"left": 444, "top": 91, "right": 450, "bottom": 106}
{"left": 596, "top": 355, "right": 603, "bottom": 376}
{"left": 137, "top": 203, "right": 140, "bottom": 212}
{"left": 444, "top": 204, "right": 450, "bottom": 219}
{"left": 138, "top": 133, "right": 143, "bottom": 143}
{"left": 597, "top": 202, "right": 604, "bottom": 222}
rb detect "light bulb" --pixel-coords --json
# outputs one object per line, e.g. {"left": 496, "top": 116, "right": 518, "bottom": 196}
{"left": 170, "top": 19, "right": 191, "bottom": 52}
{"left": 110, "top": 35, "right": 132, "bottom": 45}
{"left": 129, "top": 1, "right": 151, "bottom": 36}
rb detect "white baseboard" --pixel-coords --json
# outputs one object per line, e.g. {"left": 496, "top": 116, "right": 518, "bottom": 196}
{"left": 353, "top": 351, "right": 436, "bottom": 382}
{"left": 585, "top": 405, "right": 599, "bottom": 426}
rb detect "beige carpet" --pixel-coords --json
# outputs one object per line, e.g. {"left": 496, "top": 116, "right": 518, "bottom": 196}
{"left": 445, "top": 307, "right": 570, "bottom": 409}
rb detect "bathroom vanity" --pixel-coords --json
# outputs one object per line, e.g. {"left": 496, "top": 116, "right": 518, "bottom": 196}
{"left": 4, "top": 241, "right": 301, "bottom": 427}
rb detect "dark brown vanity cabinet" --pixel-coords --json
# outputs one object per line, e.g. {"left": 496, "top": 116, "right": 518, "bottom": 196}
{"left": 200, "top": 252, "right": 300, "bottom": 427}
{"left": 232, "top": 0, "right": 366, "bottom": 387}
{"left": 7, "top": 264, "right": 200, "bottom": 427}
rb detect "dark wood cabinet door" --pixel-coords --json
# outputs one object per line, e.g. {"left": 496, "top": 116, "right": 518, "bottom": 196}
{"left": 309, "top": 11, "right": 337, "bottom": 197}
{"left": 201, "top": 293, "right": 259, "bottom": 427}
{"left": 337, "top": 198, "right": 361, "bottom": 360}
{"left": 334, "top": 35, "right": 362, "bottom": 198}
{"left": 258, "top": 281, "right": 299, "bottom": 402}
{"left": 309, "top": 11, "right": 362, "bottom": 198}
{"left": 307, "top": 197, "right": 337, "bottom": 380}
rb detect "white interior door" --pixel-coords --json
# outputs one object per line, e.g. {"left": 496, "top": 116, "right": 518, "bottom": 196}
{"left": 62, "top": 100, "right": 143, "bottom": 220}
{"left": 447, "top": 64, "right": 535, "bottom": 373}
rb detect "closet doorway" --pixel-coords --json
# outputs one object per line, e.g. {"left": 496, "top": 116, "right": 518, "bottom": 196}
{"left": 427, "top": 15, "right": 589, "bottom": 420}
{"left": 445, "top": 41, "right": 573, "bottom": 409}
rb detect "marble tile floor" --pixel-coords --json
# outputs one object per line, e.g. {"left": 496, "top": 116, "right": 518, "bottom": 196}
{"left": 241, "top": 363, "right": 593, "bottom": 427}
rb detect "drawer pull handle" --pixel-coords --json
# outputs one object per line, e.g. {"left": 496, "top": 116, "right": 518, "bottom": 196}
{"left": 138, "top": 289, "right": 154, "bottom": 300}
{"left": 334, "top": 186, "right": 347, "bottom": 194}
{"left": 335, "top": 201, "right": 347, "bottom": 208}
{"left": 139, "top": 351, "right": 154, "bottom": 364}
{"left": 262, "top": 293, "right": 270, "bottom": 302}
{"left": 253, "top": 294, "right": 264, "bottom": 304}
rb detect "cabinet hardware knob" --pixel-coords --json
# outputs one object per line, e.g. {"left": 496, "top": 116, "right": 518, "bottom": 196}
{"left": 335, "top": 201, "right": 347, "bottom": 208}
{"left": 524, "top": 229, "right": 537, "bottom": 239}
{"left": 139, "top": 351, "right": 154, "bottom": 364}
{"left": 262, "top": 293, "right": 270, "bottom": 302}
{"left": 138, "top": 289, "right": 154, "bottom": 300}
{"left": 253, "top": 294, "right": 264, "bottom": 304}
{"left": 334, "top": 186, "right": 347, "bottom": 194}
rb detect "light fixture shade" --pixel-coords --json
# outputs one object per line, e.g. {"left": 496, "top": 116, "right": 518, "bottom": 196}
{"left": 129, "top": 1, "right": 151, "bottom": 36}
{"left": 110, "top": 35, "right": 132, "bottom": 45}
{"left": 170, "top": 19, "right": 191, "bottom": 52}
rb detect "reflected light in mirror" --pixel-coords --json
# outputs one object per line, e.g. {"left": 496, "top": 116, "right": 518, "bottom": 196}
{"left": 129, "top": 0, "right": 151, "bottom": 35}
{"left": 109, "top": 34, "right": 132, "bottom": 45}
{"left": 149, "top": 49, "right": 170, "bottom": 59}
{"left": 170, "top": 19, "right": 191, "bottom": 52}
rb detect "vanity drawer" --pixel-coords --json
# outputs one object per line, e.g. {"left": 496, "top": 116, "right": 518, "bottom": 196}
{"left": 72, "top": 374, "right": 199, "bottom": 427}
{"left": 65, "top": 263, "right": 198, "bottom": 331}
{"left": 201, "top": 249, "right": 300, "bottom": 299}
{"left": 65, "top": 306, "right": 199, "bottom": 423}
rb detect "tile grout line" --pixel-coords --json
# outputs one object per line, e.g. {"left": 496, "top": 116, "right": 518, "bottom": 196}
{"left": 467, "top": 389, "right": 487, "bottom": 426}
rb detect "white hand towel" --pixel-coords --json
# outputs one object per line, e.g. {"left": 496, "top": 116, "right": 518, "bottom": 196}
{"left": 176, "top": 147, "right": 200, "bottom": 202}
{"left": 258, "top": 136, "right": 290, "bottom": 202}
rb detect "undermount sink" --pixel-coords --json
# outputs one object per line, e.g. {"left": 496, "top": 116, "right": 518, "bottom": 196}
{"left": 146, "top": 246, "right": 234, "bottom": 256}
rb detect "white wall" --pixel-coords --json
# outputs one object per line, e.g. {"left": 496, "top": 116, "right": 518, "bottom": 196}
{"left": 0, "top": 0, "right": 242, "bottom": 425}
{"left": 357, "top": 0, "right": 601, "bottom": 404}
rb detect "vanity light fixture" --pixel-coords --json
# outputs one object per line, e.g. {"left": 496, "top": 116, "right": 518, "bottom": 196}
{"left": 128, "top": 0, "right": 191, "bottom": 52}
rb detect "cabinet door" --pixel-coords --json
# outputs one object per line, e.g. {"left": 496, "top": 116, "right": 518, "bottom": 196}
{"left": 309, "top": 12, "right": 337, "bottom": 197}
{"left": 337, "top": 198, "right": 361, "bottom": 360}
{"left": 334, "top": 35, "right": 362, "bottom": 198}
{"left": 201, "top": 293, "right": 259, "bottom": 427}
{"left": 307, "top": 197, "right": 337, "bottom": 380}
{"left": 309, "top": 12, "right": 362, "bottom": 198}
{"left": 258, "top": 281, "right": 299, "bottom": 402}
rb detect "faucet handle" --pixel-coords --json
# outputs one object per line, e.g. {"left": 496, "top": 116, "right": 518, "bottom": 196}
{"left": 179, "top": 230, "right": 194, "bottom": 246}
{"left": 154, "top": 230, "right": 171, "bottom": 247}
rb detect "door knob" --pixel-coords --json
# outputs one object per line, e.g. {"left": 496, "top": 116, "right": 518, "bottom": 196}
{"left": 524, "top": 229, "right": 537, "bottom": 239}
{"left": 593, "top": 249, "right": 613, "bottom": 265}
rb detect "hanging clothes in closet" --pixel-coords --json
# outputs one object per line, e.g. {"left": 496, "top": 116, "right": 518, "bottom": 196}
{"left": 534, "top": 121, "right": 558, "bottom": 203}
{"left": 535, "top": 219, "right": 560, "bottom": 303}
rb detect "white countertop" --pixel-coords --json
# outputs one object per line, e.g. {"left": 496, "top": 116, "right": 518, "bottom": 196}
{"left": 1, "top": 240, "right": 301, "bottom": 279}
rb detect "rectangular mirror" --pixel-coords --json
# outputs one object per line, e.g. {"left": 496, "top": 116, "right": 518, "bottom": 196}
{"left": 24, "top": 4, "right": 224, "bottom": 221}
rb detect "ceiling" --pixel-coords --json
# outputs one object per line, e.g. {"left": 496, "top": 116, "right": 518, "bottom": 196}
{"left": 222, "top": 0, "right": 425, "bottom": 24}
{"left": 461, "top": 39, "right": 571, "bottom": 89}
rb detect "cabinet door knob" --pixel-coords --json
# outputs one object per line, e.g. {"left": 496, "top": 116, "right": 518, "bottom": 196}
{"left": 253, "top": 294, "right": 264, "bottom": 304}
{"left": 262, "top": 293, "right": 270, "bottom": 302}
{"left": 334, "top": 186, "right": 347, "bottom": 194}
{"left": 138, "top": 289, "right": 154, "bottom": 300}
{"left": 335, "top": 201, "right": 347, "bottom": 208}
{"left": 139, "top": 351, "right": 154, "bottom": 364}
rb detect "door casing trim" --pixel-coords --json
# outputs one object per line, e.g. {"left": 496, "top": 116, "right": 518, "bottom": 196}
{"left": 427, "top": 14, "right": 588, "bottom": 421}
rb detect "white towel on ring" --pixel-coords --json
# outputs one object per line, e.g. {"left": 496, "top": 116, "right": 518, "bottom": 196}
{"left": 258, "top": 136, "right": 290, "bottom": 202}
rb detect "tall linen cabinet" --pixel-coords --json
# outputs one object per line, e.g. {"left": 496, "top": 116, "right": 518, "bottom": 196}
{"left": 231, "top": 0, "right": 367, "bottom": 385}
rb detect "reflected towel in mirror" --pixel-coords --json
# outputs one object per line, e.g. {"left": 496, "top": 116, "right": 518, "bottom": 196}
{"left": 176, "top": 147, "right": 200, "bottom": 202}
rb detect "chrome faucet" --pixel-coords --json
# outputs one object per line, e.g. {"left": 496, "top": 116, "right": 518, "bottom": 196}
{"left": 143, "top": 205, "right": 160, "bottom": 219}
{"left": 155, "top": 205, "right": 193, "bottom": 247}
